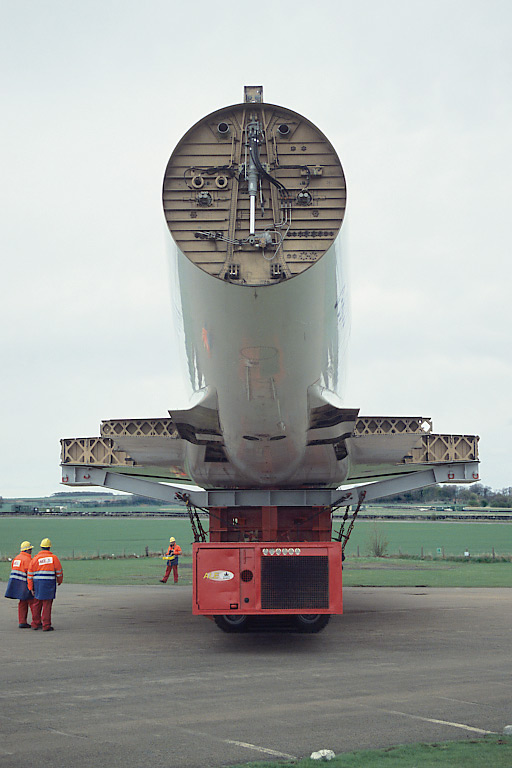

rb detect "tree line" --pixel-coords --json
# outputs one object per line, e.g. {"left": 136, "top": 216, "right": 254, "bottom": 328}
{"left": 383, "top": 484, "right": 512, "bottom": 508}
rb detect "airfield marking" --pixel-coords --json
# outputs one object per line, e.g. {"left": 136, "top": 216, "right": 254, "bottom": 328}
{"left": 375, "top": 707, "right": 495, "bottom": 735}
{"left": 179, "top": 727, "right": 297, "bottom": 760}
{"left": 223, "top": 739, "right": 297, "bottom": 759}
{"left": 436, "top": 695, "right": 483, "bottom": 706}
{"left": 46, "top": 728, "right": 89, "bottom": 739}
{"left": 0, "top": 712, "right": 89, "bottom": 740}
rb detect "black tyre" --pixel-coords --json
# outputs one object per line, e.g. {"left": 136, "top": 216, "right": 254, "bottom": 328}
{"left": 214, "top": 614, "right": 250, "bottom": 633}
{"left": 293, "top": 614, "right": 330, "bottom": 633}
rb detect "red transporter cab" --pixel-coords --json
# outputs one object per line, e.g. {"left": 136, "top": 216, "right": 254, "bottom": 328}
{"left": 192, "top": 505, "right": 343, "bottom": 632}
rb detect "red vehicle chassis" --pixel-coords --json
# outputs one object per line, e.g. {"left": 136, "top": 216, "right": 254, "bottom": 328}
{"left": 193, "top": 540, "right": 343, "bottom": 616}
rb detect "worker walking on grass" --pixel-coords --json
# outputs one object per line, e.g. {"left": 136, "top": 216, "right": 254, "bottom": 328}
{"left": 160, "top": 537, "right": 182, "bottom": 584}
{"left": 28, "top": 538, "right": 63, "bottom": 632}
{"left": 4, "top": 541, "right": 36, "bottom": 628}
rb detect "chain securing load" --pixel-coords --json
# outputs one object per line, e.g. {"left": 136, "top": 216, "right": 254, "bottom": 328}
{"left": 175, "top": 492, "right": 207, "bottom": 543}
{"left": 333, "top": 490, "right": 367, "bottom": 556}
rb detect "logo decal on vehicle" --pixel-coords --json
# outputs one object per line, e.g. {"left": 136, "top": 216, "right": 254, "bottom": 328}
{"left": 203, "top": 570, "right": 235, "bottom": 581}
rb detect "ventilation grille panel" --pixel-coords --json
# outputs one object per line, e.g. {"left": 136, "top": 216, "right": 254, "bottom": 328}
{"left": 261, "top": 556, "right": 329, "bottom": 609}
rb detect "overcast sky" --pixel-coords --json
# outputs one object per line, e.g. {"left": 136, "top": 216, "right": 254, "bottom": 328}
{"left": 2, "top": 0, "right": 511, "bottom": 497}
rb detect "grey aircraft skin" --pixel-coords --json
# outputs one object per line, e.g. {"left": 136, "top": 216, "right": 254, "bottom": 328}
{"left": 170, "top": 235, "right": 351, "bottom": 489}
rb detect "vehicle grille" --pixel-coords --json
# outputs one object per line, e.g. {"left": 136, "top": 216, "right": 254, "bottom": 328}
{"left": 261, "top": 556, "right": 329, "bottom": 609}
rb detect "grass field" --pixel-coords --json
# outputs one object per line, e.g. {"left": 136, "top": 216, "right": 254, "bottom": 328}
{"left": 1, "top": 516, "right": 511, "bottom": 588}
{"left": 228, "top": 736, "right": 512, "bottom": 768}
{"left": 1, "top": 553, "right": 511, "bottom": 588}
{"left": 342, "top": 557, "right": 512, "bottom": 587}
{"left": 339, "top": 520, "right": 512, "bottom": 558}
{"left": 2, "top": 555, "right": 194, "bottom": 586}
{"left": 0, "top": 516, "right": 196, "bottom": 559}
{"left": 2, "top": 516, "right": 512, "bottom": 559}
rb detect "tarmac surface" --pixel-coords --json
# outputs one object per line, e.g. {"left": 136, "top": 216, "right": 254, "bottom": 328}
{"left": 1, "top": 585, "right": 511, "bottom": 767}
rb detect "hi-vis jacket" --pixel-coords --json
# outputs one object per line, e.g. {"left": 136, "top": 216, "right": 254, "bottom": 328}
{"left": 28, "top": 550, "right": 63, "bottom": 600}
{"left": 4, "top": 551, "right": 33, "bottom": 601}
{"left": 165, "top": 543, "right": 182, "bottom": 564}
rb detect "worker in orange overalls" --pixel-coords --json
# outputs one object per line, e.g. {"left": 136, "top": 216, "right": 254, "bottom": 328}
{"left": 4, "top": 541, "right": 35, "bottom": 628}
{"left": 160, "top": 537, "right": 182, "bottom": 584}
{"left": 28, "top": 538, "right": 63, "bottom": 632}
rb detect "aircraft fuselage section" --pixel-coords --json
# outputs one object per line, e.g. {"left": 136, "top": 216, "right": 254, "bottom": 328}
{"left": 172, "top": 239, "right": 349, "bottom": 488}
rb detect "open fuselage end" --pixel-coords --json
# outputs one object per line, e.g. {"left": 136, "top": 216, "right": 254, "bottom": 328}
{"left": 164, "top": 96, "right": 349, "bottom": 490}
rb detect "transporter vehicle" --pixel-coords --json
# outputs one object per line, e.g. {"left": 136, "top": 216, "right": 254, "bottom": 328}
{"left": 61, "top": 86, "right": 479, "bottom": 632}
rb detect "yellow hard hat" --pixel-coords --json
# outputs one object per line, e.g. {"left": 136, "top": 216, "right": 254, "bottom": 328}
{"left": 169, "top": 537, "right": 175, "bottom": 543}
{"left": 40, "top": 538, "right": 52, "bottom": 548}
{"left": 20, "top": 541, "right": 33, "bottom": 551}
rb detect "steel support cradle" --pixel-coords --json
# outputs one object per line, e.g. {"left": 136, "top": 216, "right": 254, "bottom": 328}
{"left": 61, "top": 461, "right": 480, "bottom": 508}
